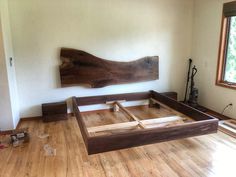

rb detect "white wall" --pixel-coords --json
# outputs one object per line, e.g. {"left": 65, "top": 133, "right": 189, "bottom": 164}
{"left": 0, "top": 0, "right": 19, "bottom": 130}
{"left": 8, "top": 0, "right": 193, "bottom": 118}
{"left": 0, "top": 19, "right": 13, "bottom": 130}
{"left": 192, "top": 0, "right": 236, "bottom": 118}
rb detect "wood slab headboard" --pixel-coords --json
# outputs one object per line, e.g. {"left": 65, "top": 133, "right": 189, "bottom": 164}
{"left": 59, "top": 48, "right": 159, "bottom": 88}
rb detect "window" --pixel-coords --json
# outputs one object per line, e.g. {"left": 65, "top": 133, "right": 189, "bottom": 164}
{"left": 216, "top": 1, "right": 236, "bottom": 89}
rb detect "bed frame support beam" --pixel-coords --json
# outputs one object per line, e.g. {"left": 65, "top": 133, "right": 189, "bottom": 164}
{"left": 114, "top": 101, "right": 146, "bottom": 128}
{"left": 87, "top": 116, "right": 184, "bottom": 133}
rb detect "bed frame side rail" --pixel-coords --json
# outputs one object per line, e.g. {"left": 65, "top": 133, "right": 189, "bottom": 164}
{"left": 72, "top": 97, "right": 89, "bottom": 149}
{"left": 87, "top": 119, "right": 218, "bottom": 154}
{"left": 151, "top": 90, "right": 218, "bottom": 121}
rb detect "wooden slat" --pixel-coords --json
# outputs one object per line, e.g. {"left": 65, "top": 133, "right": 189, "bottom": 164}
{"left": 115, "top": 102, "right": 139, "bottom": 121}
{"left": 142, "top": 116, "right": 183, "bottom": 125}
{"left": 87, "top": 116, "right": 184, "bottom": 133}
{"left": 115, "top": 101, "right": 146, "bottom": 128}
{"left": 87, "top": 121, "right": 139, "bottom": 133}
{"left": 218, "top": 119, "right": 236, "bottom": 138}
{"left": 219, "top": 122, "right": 236, "bottom": 133}
{"left": 150, "top": 98, "right": 184, "bottom": 117}
{"left": 223, "top": 120, "right": 236, "bottom": 129}
{"left": 219, "top": 121, "right": 236, "bottom": 138}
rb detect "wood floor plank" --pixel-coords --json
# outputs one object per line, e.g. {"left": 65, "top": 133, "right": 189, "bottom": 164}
{"left": 0, "top": 115, "right": 236, "bottom": 177}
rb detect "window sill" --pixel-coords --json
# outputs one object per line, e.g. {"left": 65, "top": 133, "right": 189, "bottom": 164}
{"left": 216, "top": 81, "right": 236, "bottom": 90}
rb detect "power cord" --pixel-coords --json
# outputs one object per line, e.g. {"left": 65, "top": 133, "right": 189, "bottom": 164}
{"left": 221, "top": 103, "right": 233, "bottom": 115}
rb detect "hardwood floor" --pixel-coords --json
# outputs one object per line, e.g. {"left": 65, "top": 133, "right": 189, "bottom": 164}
{"left": 0, "top": 116, "right": 236, "bottom": 177}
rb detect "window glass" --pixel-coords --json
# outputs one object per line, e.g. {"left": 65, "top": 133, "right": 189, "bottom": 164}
{"left": 224, "top": 16, "right": 236, "bottom": 83}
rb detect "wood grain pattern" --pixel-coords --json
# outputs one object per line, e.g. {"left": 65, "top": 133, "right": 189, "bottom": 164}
{"left": 42, "top": 102, "right": 67, "bottom": 116}
{"left": 219, "top": 119, "right": 236, "bottom": 138}
{"left": 76, "top": 92, "right": 151, "bottom": 106}
{"left": 0, "top": 115, "right": 235, "bottom": 177}
{"left": 60, "top": 48, "right": 159, "bottom": 88}
{"left": 42, "top": 101, "right": 68, "bottom": 122}
{"left": 76, "top": 91, "right": 177, "bottom": 106}
{"left": 150, "top": 91, "right": 217, "bottom": 121}
{"left": 74, "top": 91, "right": 218, "bottom": 154}
{"left": 223, "top": 1, "right": 236, "bottom": 17}
{"left": 87, "top": 119, "right": 217, "bottom": 154}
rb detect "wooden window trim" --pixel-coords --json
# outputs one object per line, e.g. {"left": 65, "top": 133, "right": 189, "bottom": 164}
{"left": 216, "top": 12, "right": 236, "bottom": 90}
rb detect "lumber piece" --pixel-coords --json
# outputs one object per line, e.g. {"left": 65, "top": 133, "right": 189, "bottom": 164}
{"left": 144, "top": 121, "right": 184, "bottom": 128}
{"left": 106, "top": 100, "right": 126, "bottom": 112}
{"left": 87, "top": 121, "right": 139, "bottom": 133}
{"left": 115, "top": 102, "right": 139, "bottom": 121}
{"left": 87, "top": 116, "right": 184, "bottom": 133}
{"left": 60, "top": 48, "right": 159, "bottom": 88}
{"left": 142, "top": 116, "right": 184, "bottom": 128}
{"left": 150, "top": 98, "right": 184, "bottom": 117}
{"left": 223, "top": 120, "right": 236, "bottom": 129}
{"left": 106, "top": 100, "right": 126, "bottom": 105}
{"left": 142, "top": 116, "right": 183, "bottom": 125}
{"left": 115, "top": 102, "right": 146, "bottom": 128}
{"left": 219, "top": 120, "right": 236, "bottom": 138}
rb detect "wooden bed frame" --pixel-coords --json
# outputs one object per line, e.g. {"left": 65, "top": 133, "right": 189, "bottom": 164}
{"left": 72, "top": 90, "right": 218, "bottom": 155}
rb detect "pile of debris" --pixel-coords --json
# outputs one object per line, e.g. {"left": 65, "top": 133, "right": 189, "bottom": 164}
{"left": 0, "top": 128, "right": 29, "bottom": 149}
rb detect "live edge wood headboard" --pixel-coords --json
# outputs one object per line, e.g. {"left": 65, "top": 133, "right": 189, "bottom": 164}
{"left": 59, "top": 48, "right": 159, "bottom": 88}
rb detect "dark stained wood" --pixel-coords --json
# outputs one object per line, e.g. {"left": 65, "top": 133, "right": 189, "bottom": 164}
{"left": 183, "top": 104, "right": 232, "bottom": 121}
{"left": 42, "top": 101, "right": 68, "bottom": 122}
{"left": 201, "top": 106, "right": 231, "bottom": 120}
{"left": 76, "top": 91, "right": 177, "bottom": 106}
{"left": 151, "top": 91, "right": 217, "bottom": 121}
{"left": 72, "top": 97, "right": 89, "bottom": 149}
{"left": 20, "top": 116, "right": 42, "bottom": 121}
{"left": 60, "top": 48, "right": 159, "bottom": 88}
{"left": 87, "top": 120, "right": 218, "bottom": 154}
{"left": 76, "top": 92, "right": 151, "bottom": 106}
{"left": 42, "top": 115, "right": 68, "bottom": 123}
{"left": 160, "top": 92, "right": 177, "bottom": 100}
{"left": 0, "top": 130, "right": 15, "bottom": 135}
{"left": 223, "top": 1, "right": 236, "bottom": 17}
{"left": 73, "top": 91, "right": 218, "bottom": 154}
{"left": 42, "top": 101, "right": 67, "bottom": 115}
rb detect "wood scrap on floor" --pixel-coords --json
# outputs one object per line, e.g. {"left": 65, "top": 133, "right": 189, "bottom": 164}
{"left": 10, "top": 128, "right": 30, "bottom": 147}
{"left": 219, "top": 119, "right": 236, "bottom": 138}
{"left": 37, "top": 133, "right": 49, "bottom": 139}
{"left": 43, "top": 144, "right": 56, "bottom": 156}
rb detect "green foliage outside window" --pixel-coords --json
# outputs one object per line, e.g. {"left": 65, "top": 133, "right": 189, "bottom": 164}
{"left": 225, "top": 16, "right": 236, "bottom": 83}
